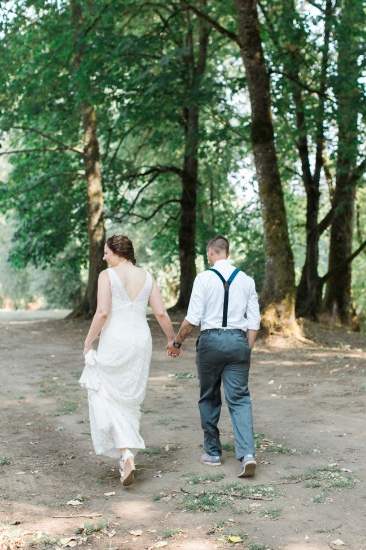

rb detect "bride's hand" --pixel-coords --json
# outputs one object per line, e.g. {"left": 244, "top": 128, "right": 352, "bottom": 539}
{"left": 83, "top": 345, "right": 94, "bottom": 356}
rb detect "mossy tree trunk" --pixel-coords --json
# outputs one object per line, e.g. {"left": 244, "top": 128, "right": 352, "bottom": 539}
{"left": 321, "top": 0, "right": 361, "bottom": 325}
{"left": 235, "top": 0, "right": 296, "bottom": 332}
{"left": 68, "top": 0, "right": 106, "bottom": 319}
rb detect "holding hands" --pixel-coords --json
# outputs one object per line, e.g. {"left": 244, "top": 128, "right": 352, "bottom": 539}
{"left": 165, "top": 320, "right": 196, "bottom": 358}
{"left": 166, "top": 340, "right": 182, "bottom": 358}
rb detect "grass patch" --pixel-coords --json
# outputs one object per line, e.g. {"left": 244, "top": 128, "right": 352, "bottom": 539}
{"left": 181, "top": 481, "right": 279, "bottom": 513}
{"left": 153, "top": 492, "right": 168, "bottom": 501}
{"left": 222, "top": 443, "right": 235, "bottom": 452}
{"left": 248, "top": 544, "right": 266, "bottom": 550}
{"left": 187, "top": 472, "right": 226, "bottom": 484}
{"left": 163, "top": 528, "right": 182, "bottom": 537}
{"left": 79, "top": 517, "right": 108, "bottom": 535}
{"left": 260, "top": 507, "right": 282, "bottom": 520}
{"left": 0, "top": 456, "right": 11, "bottom": 466}
{"left": 284, "top": 464, "right": 357, "bottom": 491}
{"left": 155, "top": 417, "right": 174, "bottom": 425}
{"left": 255, "top": 432, "right": 295, "bottom": 454}
{"left": 222, "top": 440, "right": 290, "bottom": 455}
{"left": 223, "top": 483, "right": 281, "bottom": 499}
{"left": 171, "top": 424, "right": 188, "bottom": 430}
{"left": 142, "top": 408, "right": 158, "bottom": 414}
{"left": 38, "top": 380, "right": 58, "bottom": 397}
{"left": 56, "top": 401, "right": 79, "bottom": 414}
{"left": 28, "top": 533, "right": 60, "bottom": 548}
{"left": 183, "top": 490, "right": 233, "bottom": 512}
{"left": 214, "top": 519, "right": 228, "bottom": 529}
{"left": 51, "top": 498, "right": 67, "bottom": 507}
{"left": 316, "top": 525, "right": 336, "bottom": 533}
{"left": 168, "top": 372, "right": 196, "bottom": 379}
{"left": 139, "top": 447, "right": 166, "bottom": 456}
{"left": 313, "top": 493, "right": 327, "bottom": 504}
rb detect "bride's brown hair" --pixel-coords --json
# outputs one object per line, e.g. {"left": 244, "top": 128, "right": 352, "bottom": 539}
{"left": 106, "top": 235, "right": 136, "bottom": 265}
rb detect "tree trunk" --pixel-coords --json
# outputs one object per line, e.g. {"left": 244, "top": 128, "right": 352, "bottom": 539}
{"left": 68, "top": 1, "right": 106, "bottom": 319}
{"left": 70, "top": 103, "right": 106, "bottom": 318}
{"left": 175, "top": 108, "right": 199, "bottom": 309}
{"left": 290, "top": 0, "right": 332, "bottom": 319}
{"left": 321, "top": 0, "right": 360, "bottom": 325}
{"left": 175, "top": 5, "right": 209, "bottom": 310}
{"left": 235, "top": 0, "right": 296, "bottom": 332}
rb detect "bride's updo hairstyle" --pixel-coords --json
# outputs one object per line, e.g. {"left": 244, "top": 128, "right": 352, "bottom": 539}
{"left": 106, "top": 235, "right": 136, "bottom": 265}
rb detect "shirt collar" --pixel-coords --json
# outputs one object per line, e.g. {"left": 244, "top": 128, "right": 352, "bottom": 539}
{"left": 213, "top": 259, "right": 231, "bottom": 267}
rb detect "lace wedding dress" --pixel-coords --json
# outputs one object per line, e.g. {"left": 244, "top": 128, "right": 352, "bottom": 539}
{"left": 79, "top": 268, "right": 153, "bottom": 458}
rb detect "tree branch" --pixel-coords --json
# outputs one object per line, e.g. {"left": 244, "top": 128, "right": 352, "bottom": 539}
{"left": 83, "top": 2, "right": 111, "bottom": 37}
{"left": 117, "top": 199, "right": 181, "bottom": 223}
{"left": 204, "top": 108, "right": 251, "bottom": 142}
{"left": 306, "top": 0, "right": 327, "bottom": 13}
{"left": 268, "top": 69, "right": 331, "bottom": 98}
{"left": 125, "top": 165, "right": 184, "bottom": 178}
{"left": 320, "top": 238, "right": 366, "bottom": 284}
{"left": 180, "top": 0, "right": 240, "bottom": 45}
{"left": 10, "top": 125, "right": 83, "bottom": 155}
{"left": 1, "top": 171, "right": 78, "bottom": 198}
{"left": 0, "top": 147, "right": 70, "bottom": 156}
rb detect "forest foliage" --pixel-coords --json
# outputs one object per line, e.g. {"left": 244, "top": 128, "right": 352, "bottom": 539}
{"left": 0, "top": 0, "right": 365, "bottom": 330}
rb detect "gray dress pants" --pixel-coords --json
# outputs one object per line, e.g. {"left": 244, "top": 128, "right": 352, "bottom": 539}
{"left": 196, "top": 329, "right": 254, "bottom": 460}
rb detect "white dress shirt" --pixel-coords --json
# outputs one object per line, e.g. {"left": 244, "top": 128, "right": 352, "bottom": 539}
{"left": 185, "top": 259, "right": 261, "bottom": 332}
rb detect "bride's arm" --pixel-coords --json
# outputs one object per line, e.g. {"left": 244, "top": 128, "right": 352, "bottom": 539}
{"left": 83, "top": 271, "right": 111, "bottom": 355}
{"left": 149, "top": 279, "right": 175, "bottom": 345}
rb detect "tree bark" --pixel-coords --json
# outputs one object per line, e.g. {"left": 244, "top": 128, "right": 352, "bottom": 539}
{"left": 321, "top": 0, "right": 361, "bottom": 325}
{"left": 288, "top": 0, "right": 332, "bottom": 319}
{"left": 68, "top": 0, "right": 106, "bottom": 319}
{"left": 71, "top": 103, "right": 106, "bottom": 318}
{"left": 175, "top": 5, "right": 209, "bottom": 310}
{"left": 235, "top": 0, "right": 296, "bottom": 332}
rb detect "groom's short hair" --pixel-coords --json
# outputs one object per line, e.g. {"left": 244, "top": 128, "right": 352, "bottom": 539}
{"left": 206, "top": 236, "right": 229, "bottom": 255}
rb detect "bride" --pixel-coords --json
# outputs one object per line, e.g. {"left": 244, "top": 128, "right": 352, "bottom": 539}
{"left": 80, "top": 235, "right": 177, "bottom": 486}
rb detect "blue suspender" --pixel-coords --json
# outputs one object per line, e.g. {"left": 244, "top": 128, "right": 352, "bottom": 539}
{"left": 210, "top": 268, "right": 240, "bottom": 327}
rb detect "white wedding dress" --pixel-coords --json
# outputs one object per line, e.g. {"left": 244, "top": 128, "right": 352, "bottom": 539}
{"left": 79, "top": 268, "right": 153, "bottom": 458}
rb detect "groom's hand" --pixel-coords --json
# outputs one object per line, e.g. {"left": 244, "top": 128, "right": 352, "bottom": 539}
{"left": 165, "top": 341, "right": 181, "bottom": 358}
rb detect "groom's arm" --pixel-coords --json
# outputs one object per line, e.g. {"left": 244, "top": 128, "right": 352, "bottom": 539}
{"left": 165, "top": 275, "right": 202, "bottom": 355}
{"left": 165, "top": 319, "right": 197, "bottom": 355}
{"left": 175, "top": 319, "right": 197, "bottom": 344}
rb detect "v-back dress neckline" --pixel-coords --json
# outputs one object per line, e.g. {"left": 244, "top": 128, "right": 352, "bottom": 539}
{"left": 109, "top": 267, "right": 149, "bottom": 303}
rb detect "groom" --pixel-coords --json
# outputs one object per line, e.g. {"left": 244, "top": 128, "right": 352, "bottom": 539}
{"left": 166, "top": 236, "right": 260, "bottom": 477}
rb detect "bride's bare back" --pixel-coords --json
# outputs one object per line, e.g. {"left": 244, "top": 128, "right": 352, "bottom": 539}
{"left": 112, "top": 263, "right": 148, "bottom": 302}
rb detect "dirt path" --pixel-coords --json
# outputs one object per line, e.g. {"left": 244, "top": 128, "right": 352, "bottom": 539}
{"left": 1, "top": 311, "right": 366, "bottom": 550}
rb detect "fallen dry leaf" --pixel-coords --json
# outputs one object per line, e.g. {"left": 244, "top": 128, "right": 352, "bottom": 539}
{"left": 60, "top": 538, "right": 73, "bottom": 545}
{"left": 148, "top": 542, "right": 168, "bottom": 549}
{"left": 228, "top": 536, "right": 243, "bottom": 543}
{"left": 104, "top": 491, "right": 115, "bottom": 496}
{"left": 129, "top": 529, "right": 143, "bottom": 536}
{"left": 331, "top": 540, "right": 346, "bottom": 547}
{"left": 66, "top": 500, "right": 82, "bottom": 506}
{"left": 60, "top": 537, "right": 78, "bottom": 547}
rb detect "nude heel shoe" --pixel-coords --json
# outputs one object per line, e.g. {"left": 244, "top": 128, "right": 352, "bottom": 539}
{"left": 119, "top": 451, "right": 135, "bottom": 486}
